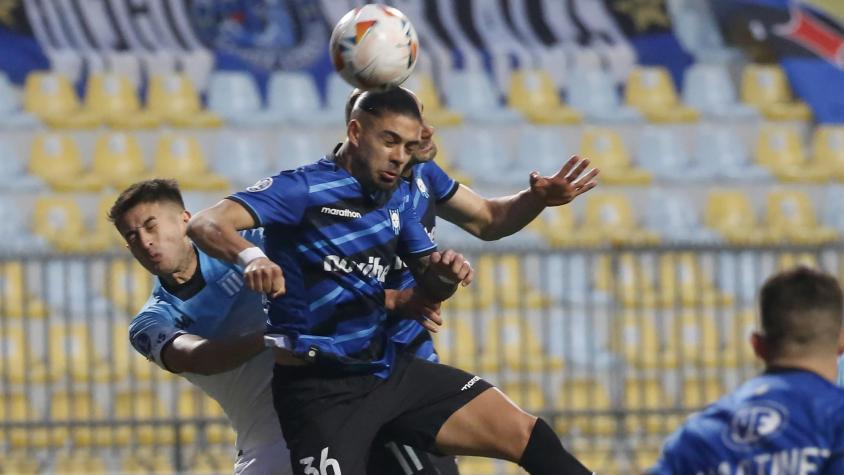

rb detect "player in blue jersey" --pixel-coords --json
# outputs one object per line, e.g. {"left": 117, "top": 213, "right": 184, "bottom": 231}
{"left": 649, "top": 266, "right": 844, "bottom": 475}
{"left": 108, "top": 179, "right": 291, "bottom": 475}
{"left": 188, "top": 87, "right": 592, "bottom": 475}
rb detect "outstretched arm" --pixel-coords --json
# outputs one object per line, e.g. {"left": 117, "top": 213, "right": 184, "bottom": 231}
{"left": 438, "top": 156, "right": 598, "bottom": 241}
{"left": 162, "top": 331, "right": 265, "bottom": 375}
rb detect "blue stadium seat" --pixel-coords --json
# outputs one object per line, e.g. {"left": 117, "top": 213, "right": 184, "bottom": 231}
{"left": 212, "top": 132, "right": 272, "bottom": 189}
{"left": 267, "top": 72, "right": 338, "bottom": 126}
{"left": 275, "top": 131, "right": 331, "bottom": 171}
{"left": 454, "top": 128, "right": 521, "bottom": 186}
{"left": 822, "top": 185, "right": 844, "bottom": 234}
{"left": 682, "top": 64, "right": 759, "bottom": 120}
{"left": 644, "top": 190, "right": 722, "bottom": 244}
{"left": 0, "top": 139, "right": 44, "bottom": 191}
{"left": 0, "top": 73, "right": 38, "bottom": 128}
{"left": 694, "top": 126, "right": 771, "bottom": 181}
{"left": 515, "top": 126, "right": 571, "bottom": 176}
{"left": 567, "top": 68, "right": 641, "bottom": 123}
{"left": 442, "top": 71, "right": 523, "bottom": 124}
{"left": 207, "top": 71, "right": 282, "bottom": 127}
{"left": 636, "top": 126, "right": 716, "bottom": 182}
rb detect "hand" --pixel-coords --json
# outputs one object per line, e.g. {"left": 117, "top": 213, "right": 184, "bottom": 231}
{"left": 396, "top": 288, "right": 443, "bottom": 333}
{"left": 429, "top": 250, "right": 474, "bottom": 287}
{"left": 244, "top": 257, "right": 285, "bottom": 298}
{"left": 529, "top": 155, "right": 599, "bottom": 207}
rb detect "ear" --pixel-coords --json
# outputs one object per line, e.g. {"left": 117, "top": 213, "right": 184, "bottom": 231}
{"left": 182, "top": 209, "right": 192, "bottom": 223}
{"left": 750, "top": 331, "right": 767, "bottom": 361}
{"left": 348, "top": 119, "right": 362, "bottom": 147}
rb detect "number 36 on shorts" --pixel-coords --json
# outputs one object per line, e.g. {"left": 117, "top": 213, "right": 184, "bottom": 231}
{"left": 299, "top": 447, "right": 341, "bottom": 475}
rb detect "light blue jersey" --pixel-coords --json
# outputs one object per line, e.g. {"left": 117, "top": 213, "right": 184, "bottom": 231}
{"left": 128, "top": 229, "right": 284, "bottom": 454}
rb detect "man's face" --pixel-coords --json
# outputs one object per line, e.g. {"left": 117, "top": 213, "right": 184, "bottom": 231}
{"left": 411, "top": 99, "right": 436, "bottom": 163}
{"left": 115, "top": 201, "right": 191, "bottom": 276}
{"left": 351, "top": 112, "right": 422, "bottom": 191}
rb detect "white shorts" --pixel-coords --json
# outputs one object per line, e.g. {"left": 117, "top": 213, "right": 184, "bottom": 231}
{"left": 234, "top": 439, "right": 292, "bottom": 475}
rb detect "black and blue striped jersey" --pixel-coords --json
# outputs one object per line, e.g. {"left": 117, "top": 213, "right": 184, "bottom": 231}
{"left": 229, "top": 158, "right": 437, "bottom": 377}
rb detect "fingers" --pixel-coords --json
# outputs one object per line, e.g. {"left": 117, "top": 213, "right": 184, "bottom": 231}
{"left": 566, "top": 158, "right": 590, "bottom": 182}
{"left": 244, "top": 258, "right": 286, "bottom": 297}
{"left": 460, "top": 261, "right": 474, "bottom": 286}
{"left": 554, "top": 155, "right": 579, "bottom": 179}
{"left": 430, "top": 251, "right": 442, "bottom": 265}
{"left": 573, "top": 167, "right": 600, "bottom": 195}
{"left": 438, "top": 249, "right": 457, "bottom": 266}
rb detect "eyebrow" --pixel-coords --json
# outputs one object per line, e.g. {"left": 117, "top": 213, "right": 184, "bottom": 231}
{"left": 123, "top": 216, "right": 156, "bottom": 238}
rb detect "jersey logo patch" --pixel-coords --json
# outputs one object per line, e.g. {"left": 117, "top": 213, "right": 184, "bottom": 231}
{"left": 217, "top": 269, "right": 244, "bottom": 297}
{"left": 724, "top": 400, "right": 789, "bottom": 450}
{"left": 246, "top": 177, "right": 273, "bottom": 192}
{"left": 131, "top": 332, "right": 152, "bottom": 359}
{"left": 416, "top": 177, "right": 429, "bottom": 198}
{"left": 389, "top": 209, "right": 401, "bottom": 235}
{"left": 321, "top": 206, "right": 362, "bottom": 218}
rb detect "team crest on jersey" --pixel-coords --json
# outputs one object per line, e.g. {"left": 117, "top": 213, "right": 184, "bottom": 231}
{"left": 247, "top": 177, "right": 273, "bottom": 192}
{"left": 416, "top": 177, "right": 429, "bottom": 198}
{"left": 723, "top": 400, "right": 789, "bottom": 450}
{"left": 389, "top": 209, "right": 401, "bottom": 235}
{"left": 131, "top": 332, "right": 152, "bottom": 359}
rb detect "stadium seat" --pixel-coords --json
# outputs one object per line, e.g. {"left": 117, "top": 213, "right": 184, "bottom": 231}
{"left": 456, "top": 457, "right": 499, "bottom": 475}
{"left": 624, "top": 378, "right": 682, "bottom": 435}
{"left": 0, "top": 325, "right": 50, "bottom": 384}
{"left": 114, "top": 390, "right": 177, "bottom": 446}
{"left": 267, "top": 73, "right": 332, "bottom": 126}
{"left": 636, "top": 126, "right": 714, "bottom": 182}
{"left": 614, "top": 309, "right": 675, "bottom": 366}
{"left": 403, "top": 72, "right": 463, "bottom": 126}
{"left": 694, "top": 126, "right": 771, "bottom": 181}
{"left": 33, "top": 196, "right": 111, "bottom": 253}
{"left": 177, "top": 389, "right": 231, "bottom": 445}
{"left": 192, "top": 447, "right": 235, "bottom": 474}
{"left": 105, "top": 260, "right": 154, "bottom": 315}
{"left": 0, "top": 450, "right": 41, "bottom": 473}
{"left": 583, "top": 194, "right": 659, "bottom": 245}
{"left": 481, "top": 313, "right": 562, "bottom": 372}
{"left": 207, "top": 71, "right": 281, "bottom": 127}
{"left": 567, "top": 68, "right": 642, "bottom": 123}
{"left": 554, "top": 378, "right": 616, "bottom": 437}
{"left": 644, "top": 191, "right": 721, "bottom": 244}
{"left": 534, "top": 206, "right": 603, "bottom": 247}
{"left": 275, "top": 131, "right": 333, "bottom": 170}
{"left": 443, "top": 71, "right": 523, "bottom": 124}
{"left": 658, "top": 253, "right": 733, "bottom": 308}
{"left": 681, "top": 377, "right": 725, "bottom": 408}
{"left": 0, "top": 392, "right": 44, "bottom": 448}
{"left": 454, "top": 128, "right": 522, "bottom": 186}
{"left": 625, "top": 66, "right": 699, "bottom": 123}
{"left": 812, "top": 125, "right": 844, "bottom": 179}
{"left": 106, "top": 51, "right": 143, "bottom": 87}
{"left": 755, "top": 125, "right": 827, "bottom": 182}
{"left": 0, "top": 261, "right": 48, "bottom": 318}
{"left": 667, "top": 312, "right": 726, "bottom": 366}
{"left": 212, "top": 132, "right": 272, "bottom": 189}
{"left": 477, "top": 255, "right": 550, "bottom": 310}
{"left": 741, "top": 64, "right": 812, "bottom": 121}
{"left": 121, "top": 449, "right": 173, "bottom": 473}
{"left": 91, "top": 193, "right": 126, "bottom": 249}
{"left": 30, "top": 134, "right": 104, "bottom": 192}
{"left": 84, "top": 72, "right": 160, "bottom": 128}
{"left": 579, "top": 129, "right": 651, "bottom": 185}
{"left": 682, "top": 63, "right": 758, "bottom": 120}
{"left": 570, "top": 448, "right": 622, "bottom": 475}
{"left": 515, "top": 126, "right": 573, "bottom": 177}
{"left": 765, "top": 190, "right": 838, "bottom": 244}
{"left": 92, "top": 132, "right": 150, "bottom": 190}
{"left": 432, "top": 318, "right": 480, "bottom": 371}
{"left": 23, "top": 71, "right": 101, "bottom": 128}
{"left": 508, "top": 69, "right": 581, "bottom": 124}
{"left": 48, "top": 392, "right": 111, "bottom": 447}
{"left": 499, "top": 382, "right": 547, "bottom": 412}
{"left": 147, "top": 73, "right": 222, "bottom": 128}
{"left": 324, "top": 73, "right": 356, "bottom": 120}
{"left": 0, "top": 72, "right": 39, "bottom": 128}
{"left": 47, "top": 323, "right": 111, "bottom": 383}
{"left": 53, "top": 450, "right": 108, "bottom": 474}
{"left": 704, "top": 190, "right": 776, "bottom": 245}
{"left": 823, "top": 185, "right": 844, "bottom": 233}
{"left": 0, "top": 138, "right": 45, "bottom": 191}
{"left": 152, "top": 135, "right": 230, "bottom": 191}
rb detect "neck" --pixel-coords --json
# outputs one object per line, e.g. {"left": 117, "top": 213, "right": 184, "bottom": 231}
{"left": 766, "top": 355, "right": 839, "bottom": 383}
{"left": 334, "top": 142, "right": 353, "bottom": 173}
{"left": 160, "top": 240, "right": 198, "bottom": 287}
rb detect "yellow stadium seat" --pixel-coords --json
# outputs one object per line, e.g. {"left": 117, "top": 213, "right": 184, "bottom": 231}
{"left": 481, "top": 314, "right": 563, "bottom": 372}
{"left": 92, "top": 133, "right": 151, "bottom": 190}
{"left": 29, "top": 134, "right": 104, "bottom": 192}
{"left": 0, "top": 450, "right": 41, "bottom": 474}
{"left": 114, "top": 390, "right": 177, "bottom": 446}
{"left": 722, "top": 309, "right": 761, "bottom": 368}
{"left": 668, "top": 312, "right": 727, "bottom": 367}
{"left": 657, "top": 253, "right": 733, "bottom": 307}
{"left": 755, "top": 126, "right": 827, "bottom": 182}
{"left": 571, "top": 448, "right": 621, "bottom": 475}
{"left": 153, "top": 135, "right": 230, "bottom": 191}
{"left": 554, "top": 378, "right": 616, "bottom": 437}
{"left": 192, "top": 447, "right": 235, "bottom": 474}
{"left": 432, "top": 317, "right": 480, "bottom": 371}
{"left": 111, "top": 323, "right": 155, "bottom": 382}
{"left": 534, "top": 206, "right": 602, "bottom": 247}
{"left": 625, "top": 66, "right": 699, "bottom": 123}
{"left": 105, "top": 260, "right": 154, "bottom": 314}
{"left": 624, "top": 378, "right": 683, "bottom": 436}
{"left": 456, "top": 457, "right": 499, "bottom": 475}
{"left": 121, "top": 449, "right": 173, "bottom": 474}
{"left": 632, "top": 447, "right": 662, "bottom": 474}
{"left": 579, "top": 129, "right": 651, "bottom": 185}
{"left": 614, "top": 253, "right": 663, "bottom": 307}
{"left": 766, "top": 190, "right": 837, "bottom": 244}
{"left": 741, "top": 64, "right": 812, "bottom": 121}
{"left": 0, "top": 392, "right": 45, "bottom": 448}
{"left": 33, "top": 196, "right": 110, "bottom": 253}
{"left": 486, "top": 255, "right": 550, "bottom": 309}
{"left": 177, "top": 389, "right": 232, "bottom": 445}
{"left": 0, "top": 261, "right": 48, "bottom": 318}
{"left": 779, "top": 252, "right": 819, "bottom": 271}
{"left": 499, "top": 382, "right": 547, "bottom": 412}
{"left": 813, "top": 125, "right": 844, "bottom": 179}
{"left": 147, "top": 73, "right": 222, "bottom": 127}
{"left": 614, "top": 311, "right": 677, "bottom": 368}
{"left": 47, "top": 323, "right": 111, "bottom": 382}
{"left": 92, "top": 193, "right": 126, "bottom": 249}
{"left": 49, "top": 392, "right": 111, "bottom": 447}
{"left": 405, "top": 72, "right": 463, "bottom": 126}
{"left": 681, "top": 377, "right": 724, "bottom": 409}
{"left": 583, "top": 194, "right": 659, "bottom": 245}
{"left": 53, "top": 450, "right": 108, "bottom": 475}
{"left": 508, "top": 70, "right": 581, "bottom": 124}
{"left": 704, "top": 190, "right": 776, "bottom": 245}
{"left": 84, "top": 72, "right": 160, "bottom": 128}
{"left": 23, "top": 71, "right": 101, "bottom": 127}
{"left": 0, "top": 325, "right": 50, "bottom": 384}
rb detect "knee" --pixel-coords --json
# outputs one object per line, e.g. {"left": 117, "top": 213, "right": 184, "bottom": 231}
{"left": 501, "top": 414, "right": 538, "bottom": 462}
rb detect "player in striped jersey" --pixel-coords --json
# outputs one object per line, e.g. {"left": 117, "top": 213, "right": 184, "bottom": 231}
{"left": 188, "top": 87, "right": 592, "bottom": 475}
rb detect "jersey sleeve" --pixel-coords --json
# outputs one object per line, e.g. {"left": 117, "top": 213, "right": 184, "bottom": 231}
{"left": 227, "top": 172, "right": 308, "bottom": 227}
{"left": 128, "top": 306, "right": 186, "bottom": 372}
{"left": 396, "top": 203, "right": 437, "bottom": 258}
{"left": 421, "top": 162, "right": 459, "bottom": 203}
{"left": 645, "top": 428, "right": 687, "bottom": 475}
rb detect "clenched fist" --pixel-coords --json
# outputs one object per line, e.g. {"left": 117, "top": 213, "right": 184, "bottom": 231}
{"left": 244, "top": 257, "right": 286, "bottom": 298}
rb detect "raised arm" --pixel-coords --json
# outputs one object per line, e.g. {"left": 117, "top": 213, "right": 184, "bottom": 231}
{"left": 162, "top": 331, "right": 265, "bottom": 375}
{"left": 438, "top": 156, "right": 598, "bottom": 241}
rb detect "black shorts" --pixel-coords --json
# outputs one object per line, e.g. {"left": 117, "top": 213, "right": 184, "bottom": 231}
{"left": 368, "top": 437, "right": 460, "bottom": 475}
{"left": 272, "top": 352, "right": 492, "bottom": 475}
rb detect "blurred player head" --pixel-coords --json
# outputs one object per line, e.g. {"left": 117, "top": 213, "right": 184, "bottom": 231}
{"left": 343, "top": 87, "right": 423, "bottom": 191}
{"left": 109, "top": 179, "right": 193, "bottom": 277}
{"left": 753, "top": 266, "right": 844, "bottom": 368}
{"left": 346, "top": 86, "right": 437, "bottom": 167}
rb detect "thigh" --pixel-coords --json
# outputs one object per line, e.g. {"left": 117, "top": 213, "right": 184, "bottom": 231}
{"left": 235, "top": 440, "right": 293, "bottom": 475}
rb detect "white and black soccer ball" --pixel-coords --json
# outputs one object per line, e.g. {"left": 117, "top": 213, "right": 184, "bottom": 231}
{"left": 329, "top": 4, "right": 419, "bottom": 91}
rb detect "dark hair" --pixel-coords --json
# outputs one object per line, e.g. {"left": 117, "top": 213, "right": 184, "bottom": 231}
{"left": 108, "top": 178, "right": 185, "bottom": 223}
{"left": 345, "top": 88, "right": 364, "bottom": 124}
{"left": 759, "top": 266, "right": 843, "bottom": 356}
{"left": 350, "top": 87, "right": 421, "bottom": 122}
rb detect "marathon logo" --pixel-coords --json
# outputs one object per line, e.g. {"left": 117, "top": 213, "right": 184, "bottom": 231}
{"left": 324, "top": 255, "right": 392, "bottom": 282}
{"left": 321, "top": 206, "right": 362, "bottom": 219}
{"left": 461, "top": 376, "right": 481, "bottom": 391}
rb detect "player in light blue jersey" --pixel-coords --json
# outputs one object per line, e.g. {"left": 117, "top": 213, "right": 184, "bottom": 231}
{"left": 109, "top": 179, "right": 291, "bottom": 475}
{"left": 649, "top": 266, "right": 844, "bottom": 475}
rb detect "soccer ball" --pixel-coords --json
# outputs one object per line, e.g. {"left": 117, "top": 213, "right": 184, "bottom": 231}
{"left": 329, "top": 4, "right": 419, "bottom": 90}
